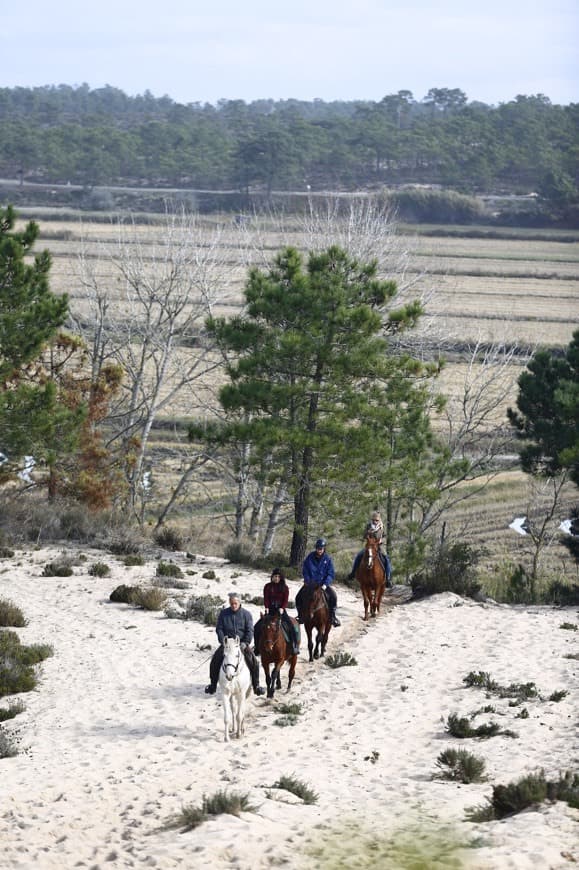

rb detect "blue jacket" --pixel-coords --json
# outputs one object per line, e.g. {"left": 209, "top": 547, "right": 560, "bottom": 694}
{"left": 216, "top": 606, "right": 254, "bottom": 645}
{"left": 302, "top": 551, "right": 335, "bottom": 586}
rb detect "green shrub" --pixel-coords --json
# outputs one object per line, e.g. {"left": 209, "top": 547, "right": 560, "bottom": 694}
{"left": 274, "top": 715, "right": 299, "bottom": 727}
{"left": 242, "top": 594, "right": 264, "bottom": 606}
{"left": 168, "top": 790, "right": 256, "bottom": 832}
{"left": 109, "top": 584, "right": 140, "bottom": 604}
{"left": 0, "top": 598, "right": 26, "bottom": 627}
{"left": 468, "top": 770, "right": 579, "bottom": 821}
{"left": 276, "top": 702, "right": 303, "bottom": 716}
{"left": 202, "top": 569, "right": 216, "bottom": 580}
{"left": 560, "top": 622, "right": 577, "bottom": 631}
{"left": 154, "top": 525, "right": 184, "bottom": 551}
{"left": 88, "top": 562, "right": 111, "bottom": 577}
{"left": 544, "top": 580, "right": 579, "bottom": 606}
{"left": 169, "top": 594, "right": 223, "bottom": 625}
{"left": 156, "top": 561, "right": 184, "bottom": 579}
{"left": 122, "top": 554, "right": 145, "bottom": 567}
{"left": 436, "top": 748, "right": 487, "bottom": 783}
{"left": 385, "top": 187, "right": 490, "bottom": 224}
{"left": 42, "top": 558, "right": 74, "bottom": 577}
{"left": 325, "top": 652, "right": 357, "bottom": 668}
{"left": 270, "top": 774, "right": 318, "bottom": 805}
{"left": 132, "top": 587, "right": 167, "bottom": 611}
{"left": 0, "top": 728, "right": 18, "bottom": 758}
{"left": 548, "top": 690, "right": 568, "bottom": 702}
{"left": 445, "top": 713, "right": 515, "bottom": 739}
{"left": 109, "top": 533, "right": 143, "bottom": 556}
{"left": 0, "top": 630, "right": 53, "bottom": 698}
{"left": 463, "top": 671, "right": 538, "bottom": 702}
{"left": 411, "top": 542, "right": 482, "bottom": 600}
{"left": 0, "top": 547, "right": 15, "bottom": 559}
{"left": 0, "top": 700, "right": 25, "bottom": 722}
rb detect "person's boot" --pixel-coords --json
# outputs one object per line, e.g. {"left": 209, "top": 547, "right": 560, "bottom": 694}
{"left": 346, "top": 570, "right": 355, "bottom": 581}
{"left": 330, "top": 608, "right": 341, "bottom": 627}
{"left": 204, "top": 683, "right": 217, "bottom": 694}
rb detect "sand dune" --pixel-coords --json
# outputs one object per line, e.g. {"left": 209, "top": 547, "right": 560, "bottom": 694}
{"left": 0, "top": 545, "right": 577, "bottom": 869}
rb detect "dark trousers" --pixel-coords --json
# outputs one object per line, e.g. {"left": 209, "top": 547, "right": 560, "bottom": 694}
{"left": 208, "top": 643, "right": 260, "bottom": 689}
{"left": 296, "top": 583, "right": 337, "bottom": 613}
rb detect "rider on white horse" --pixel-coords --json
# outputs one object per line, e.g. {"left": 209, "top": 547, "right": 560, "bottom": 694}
{"left": 205, "top": 592, "right": 265, "bottom": 696}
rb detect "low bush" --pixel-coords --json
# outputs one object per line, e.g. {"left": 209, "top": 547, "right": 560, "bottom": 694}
{"left": 121, "top": 554, "right": 144, "bottom": 567}
{"left": 467, "top": 770, "right": 579, "bottom": 821}
{"left": 0, "top": 700, "right": 25, "bottom": 722}
{"left": 270, "top": 774, "right": 318, "bottom": 805}
{"left": 202, "top": 569, "right": 216, "bottom": 580}
{"left": 88, "top": 562, "right": 111, "bottom": 577}
{"left": 446, "top": 713, "right": 517, "bottom": 740}
{"left": 167, "top": 594, "right": 223, "bottom": 625}
{"left": 463, "top": 671, "right": 539, "bottom": 703}
{"left": 548, "top": 690, "right": 568, "bottom": 702}
{"left": 274, "top": 715, "right": 299, "bottom": 727}
{"left": 168, "top": 790, "right": 256, "bottom": 832}
{"left": 131, "top": 587, "right": 167, "bottom": 611}
{"left": 276, "top": 702, "right": 303, "bottom": 716}
{"left": 0, "top": 547, "right": 15, "bottom": 559}
{"left": 0, "top": 599, "right": 26, "bottom": 627}
{"left": 154, "top": 525, "right": 184, "bottom": 551}
{"left": 0, "top": 630, "right": 53, "bottom": 698}
{"left": 108, "top": 533, "right": 144, "bottom": 556}
{"left": 0, "top": 728, "right": 18, "bottom": 758}
{"left": 435, "top": 748, "right": 487, "bottom": 783}
{"left": 109, "top": 584, "right": 140, "bottom": 604}
{"left": 411, "top": 542, "right": 483, "bottom": 600}
{"left": 42, "top": 557, "right": 74, "bottom": 577}
{"left": 157, "top": 561, "right": 184, "bottom": 579}
{"left": 325, "top": 651, "right": 357, "bottom": 668}
{"left": 544, "top": 580, "right": 579, "bottom": 606}
{"left": 560, "top": 622, "right": 577, "bottom": 631}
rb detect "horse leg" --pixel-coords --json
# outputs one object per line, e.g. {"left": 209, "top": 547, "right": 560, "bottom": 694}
{"left": 235, "top": 692, "right": 245, "bottom": 738}
{"left": 287, "top": 655, "right": 297, "bottom": 692}
{"left": 222, "top": 689, "right": 232, "bottom": 743}
{"left": 321, "top": 623, "right": 331, "bottom": 657}
{"left": 268, "top": 667, "right": 278, "bottom": 699}
{"left": 313, "top": 627, "right": 321, "bottom": 659}
{"left": 306, "top": 626, "right": 314, "bottom": 663}
{"left": 276, "top": 666, "right": 282, "bottom": 690}
{"left": 362, "top": 587, "right": 370, "bottom": 621}
{"left": 263, "top": 661, "right": 272, "bottom": 695}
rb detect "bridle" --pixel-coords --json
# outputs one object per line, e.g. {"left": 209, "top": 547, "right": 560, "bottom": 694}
{"left": 221, "top": 644, "right": 242, "bottom": 681}
{"left": 262, "top": 613, "right": 282, "bottom": 652}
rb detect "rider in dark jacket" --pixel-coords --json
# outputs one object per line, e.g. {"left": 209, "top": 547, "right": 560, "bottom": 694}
{"left": 205, "top": 592, "right": 265, "bottom": 696}
{"left": 296, "top": 538, "right": 340, "bottom": 627}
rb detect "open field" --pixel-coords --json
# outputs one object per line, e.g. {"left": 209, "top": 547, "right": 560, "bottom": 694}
{"left": 12, "top": 209, "right": 579, "bottom": 577}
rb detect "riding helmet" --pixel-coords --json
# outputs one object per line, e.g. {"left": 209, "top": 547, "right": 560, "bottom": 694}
{"left": 315, "top": 537, "right": 327, "bottom": 549}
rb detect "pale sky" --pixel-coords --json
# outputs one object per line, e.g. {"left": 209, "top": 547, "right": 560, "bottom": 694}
{"left": 2, "top": 0, "right": 577, "bottom": 106}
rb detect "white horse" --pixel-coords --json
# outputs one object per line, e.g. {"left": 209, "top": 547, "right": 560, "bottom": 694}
{"left": 218, "top": 636, "right": 252, "bottom": 742}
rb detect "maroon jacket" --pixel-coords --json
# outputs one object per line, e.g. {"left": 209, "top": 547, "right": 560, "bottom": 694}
{"left": 264, "top": 581, "right": 289, "bottom": 611}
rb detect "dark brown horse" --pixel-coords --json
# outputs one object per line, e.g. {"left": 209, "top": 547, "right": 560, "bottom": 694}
{"left": 301, "top": 584, "right": 331, "bottom": 662}
{"left": 356, "top": 535, "right": 386, "bottom": 620}
{"left": 259, "top": 612, "right": 298, "bottom": 699}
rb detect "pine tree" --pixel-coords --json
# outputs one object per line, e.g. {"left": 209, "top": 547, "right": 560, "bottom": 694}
{"left": 205, "top": 245, "right": 435, "bottom": 566}
{"left": 0, "top": 205, "right": 82, "bottom": 476}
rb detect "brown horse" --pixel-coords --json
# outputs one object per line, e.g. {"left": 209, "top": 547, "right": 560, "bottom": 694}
{"left": 356, "top": 535, "right": 386, "bottom": 620}
{"left": 259, "top": 612, "right": 298, "bottom": 699}
{"left": 301, "top": 584, "right": 331, "bottom": 662}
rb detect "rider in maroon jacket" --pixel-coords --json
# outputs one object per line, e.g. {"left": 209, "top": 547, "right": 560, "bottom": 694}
{"left": 254, "top": 568, "right": 300, "bottom": 655}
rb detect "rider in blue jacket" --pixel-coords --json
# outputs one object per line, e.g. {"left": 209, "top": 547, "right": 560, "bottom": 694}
{"left": 296, "top": 538, "right": 340, "bottom": 627}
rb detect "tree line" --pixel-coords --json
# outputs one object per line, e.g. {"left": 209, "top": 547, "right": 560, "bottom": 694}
{"left": 1, "top": 85, "right": 577, "bottom": 223}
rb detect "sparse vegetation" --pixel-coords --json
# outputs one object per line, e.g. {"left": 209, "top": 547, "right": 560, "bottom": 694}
{"left": 325, "top": 652, "right": 357, "bottom": 668}
{"left": 274, "top": 715, "right": 299, "bottom": 727}
{"left": 122, "top": 554, "right": 144, "bottom": 567}
{"left": 463, "top": 671, "right": 539, "bottom": 702}
{"left": 446, "top": 713, "right": 517, "bottom": 739}
{"left": 0, "top": 700, "right": 25, "bottom": 722}
{"left": 109, "top": 584, "right": 140, "bottom": 604}
{"left": 156, "top": 561, "right": 184, "bottom": 579}
{"left": 42, "top": 557, "right": 74, "bottom": 577}
{"left": 0, "top": 598, "right": 26, "bottom": 627}
{"left": 270, "top": 774, "right": 318, "bottom": 805}
{"left": 560, "top": 622, "right": 577, "bottom": 631}
{"left": 548, "top": 690, "right": 568, "bottom": 702}
{"left": 411, "top": 542, "right": 482, "bottom": 600}
{"left": 0, "top": 630, "right": 53, "bottom": 698}
{"left": 168, "top": 790, "right": 256, "bottom": 832}
{"left": 467, "top": 770, "right": 579, "bottom": 821}
{"left": 165, "top": 593, "right": 222, "bottom": 625}
{"left": 131, "top": 587, "right": 167, "bottom": 611}
{"left": 0, "top": 728, "right": 18, "bottom": 758}
{"left": 88, "top": 562, "right": 111, "bottom": 577}
{"left": 153, "top": 525, "right": 184, "bottom": 551}
{"left": 201, "top": 570, "right": 216, "bottom": 580}
{"left": 435, "top": 748, "right": 487, "bottom": 783}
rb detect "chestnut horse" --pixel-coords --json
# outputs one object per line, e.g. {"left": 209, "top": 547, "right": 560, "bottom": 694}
{"left": 301, "top": 584, "right": 331, "bottom": 662}
{"left": 356, "top": 535, "right": 386, "bottom": 620}
{"left": 259, "top": 612, "right": 298, "bottom": 699}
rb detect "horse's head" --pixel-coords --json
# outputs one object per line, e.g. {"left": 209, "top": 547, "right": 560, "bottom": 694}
{"left": 364, "top": 534, "right": 380, "bottom": 568}
{"left": 261, "top": 612, "right": 282, "bottom": 654}
{"left": 303, "top": 584, "right": 327, "bottom": 621}
{"left": 222, "top": 635, "right": 242, "bottom": 681}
